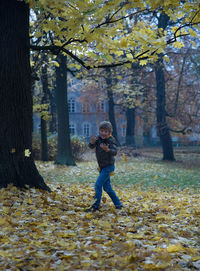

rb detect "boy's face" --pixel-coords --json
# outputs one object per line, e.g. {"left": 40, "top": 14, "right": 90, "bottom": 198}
{"left": 99, "top": 128, "right": 110, "bottom": 139}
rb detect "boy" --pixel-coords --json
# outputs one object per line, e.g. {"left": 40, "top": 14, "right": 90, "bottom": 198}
{"left": 86, "top": 121, "right": 123, "bottom": 212}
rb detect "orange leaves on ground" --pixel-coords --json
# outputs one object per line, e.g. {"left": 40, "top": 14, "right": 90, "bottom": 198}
{"left": 0, "top": 183, "right": 199, "bottom": 270}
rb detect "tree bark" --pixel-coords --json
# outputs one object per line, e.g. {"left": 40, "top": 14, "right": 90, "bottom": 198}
{"left": 155, "top": 13, "right": 175, "bottom": 161}
{"left": 105, "top": 68, "right": 120, "bottom": 145}
{"left": 0, "top": 0, "right": 50, "bottom": 190}
{"left": 126, "top": 108, "right": 136, "bottom": 146}
{"left": 41, "top": 62, "right": 48, "bottom": 161}
{"left": 143, "top": 116, "right": 151, "bottom": 147}
{"left": 49, "top": 85, "right": 57, "bottom": 133}
{"left": 125, "top": 63, "right": 137, "bottom": 146}
{"left": 155, "top": 59, "right": 175, "bottom": 161}
{"left": 55, "top": 54, "right": 76, "bottom": 165}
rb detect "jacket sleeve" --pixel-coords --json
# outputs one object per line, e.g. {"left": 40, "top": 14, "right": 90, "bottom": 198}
{"left": 88, "top": 139, "right": 98, "bottom": 149}
{"left": 88, "top": 142, "right": 96, "bottom": 149}
{"left": 108, "top": 137, "right": 117, "bottom": 156}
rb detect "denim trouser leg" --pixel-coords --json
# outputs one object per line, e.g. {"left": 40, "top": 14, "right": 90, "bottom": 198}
{"left": 103, "top": 179, "right": 122, "bottom": 207}
{"left": 93, "top": 165, "right": 122, "bottom": 208}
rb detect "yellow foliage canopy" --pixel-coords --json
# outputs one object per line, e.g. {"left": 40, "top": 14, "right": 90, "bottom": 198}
{"left": 29, "top": 0, "right": 200, "bottom": 66}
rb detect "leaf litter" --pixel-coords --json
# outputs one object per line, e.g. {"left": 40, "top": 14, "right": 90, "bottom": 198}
{"left": 0, "top": 157, "right": 199, "bottom": 270}
{"left": 0, "top": 176, "right": 199, "bottom": 270}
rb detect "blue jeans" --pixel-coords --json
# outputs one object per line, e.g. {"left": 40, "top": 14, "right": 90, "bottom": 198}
{"left": 93, "top": 165, "right": 122, "bottom": 209}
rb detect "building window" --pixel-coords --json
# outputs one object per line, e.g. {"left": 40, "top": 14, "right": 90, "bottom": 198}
{"left": 82, "top": 103, "right": 90, "bottom": 113}
{"left": 122, "top": 124, "right": 126, "bottom": 137}
{"left": 83, "top": 123, "right": 90, "bottom": 137}
{"left": 69, "top": 123, "right": 76, "bottom": 135}
{"left": 68, "top": 98, "right": 75, "bottom": 113}
{"left": 96, "top": 102, "right": 105, "bottom": 112}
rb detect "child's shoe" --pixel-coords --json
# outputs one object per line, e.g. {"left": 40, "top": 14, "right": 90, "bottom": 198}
{"left": 85, "top": 205, "right": 99, "bottom": 212}
{"left": 115, "top": 205, "right": 123, "bottom": 210}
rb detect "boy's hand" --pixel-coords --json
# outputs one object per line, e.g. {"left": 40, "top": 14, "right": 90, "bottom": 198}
{"left": 90, "top": 135, "right": 97, "bottom": 144}
{"left": 100, "top": 143, "right": 110, "bottom": 152}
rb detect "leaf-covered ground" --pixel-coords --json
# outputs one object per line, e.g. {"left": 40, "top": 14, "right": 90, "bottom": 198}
{"left": 0, "top": 155, "right": 200, "bottom": 270}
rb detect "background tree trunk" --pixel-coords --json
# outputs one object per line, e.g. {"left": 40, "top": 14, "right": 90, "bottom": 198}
{"left": 55, "top": 54, "right": 75, "bottom": 165}
{"left": 105, "top": 68, "right": 120, "bottom": 145}
{"left": 49, "top": 85, "right": 57, "bottom": 133}
{"left": 126, "top": 108, "right": 136, "bottom": 146}
{"left": 125, "top": 63, "right": 137, "bottom": 147}
{"left": 40, "top": 61, "right": 48, "bottom": 161}
{"left": 0, "top": 0, "right": 50, "bottom": 190}
{"left": 155, "top": 60, "right": 175, "bottom": 160}
{"left": 143, "top": 116, "right": 152, "bottom": 147}
{"left": 155, "top": 13, "right": 175, "bottom": 161}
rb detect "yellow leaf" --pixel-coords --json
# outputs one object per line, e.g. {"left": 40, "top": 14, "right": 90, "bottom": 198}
{"left": 132, "top": 234, "right": 144, "bottom": 239}
{"left": 140, "top": 60, "right": 148, "bottom": 66}
{"left": 188, "top": 28, "right": 198, "bottom": 37}
{"left": 99, "top": 221, "right": 111, "bottom": 229}
{"left": 25, "top": 149, "right": 31, "bottom": 157}
{"left": 167, "top": 244, "right": 184, "bottom": 253}
{"left": 142, "top": 203, "right": 148, "bottom": 209}
{"left": 120, "top": 38, "right": 128, "bottom": 48}
{"left": 142, "top": 263, "right": 157, "bottom": 270}
{"left": 61, "top": 254, "right": 73, "bottom": 260}
{"left": 191, "top": 40, "right": 197, "bottom": 47}
{"left": 91, "top": 252, "right": 98, "bottom": 259}
{"left": 0, "top": 251, "right": 10, "bottom": 257}
{"left": 2, "top": 207, "right": 10, "bottom": 214}
{"left": 62, "top": 231, "right": 77, "bottom": 238}
{"left": 122, "top": 153, "right": 128, "bottom": 162}
{"left": 153, "top": 175, "right": 158, "bottom": 180}
{"left": 27, "top": 198, "right": 32, "bottom": 205}
{"left": 173, "top": 41, "right": 184, "bottom": 49}
{"left": 0, "top": 217, "right": 8, "bottom": 226}
{"left": 163, "top": 55, "right": 170, "bottom": 62}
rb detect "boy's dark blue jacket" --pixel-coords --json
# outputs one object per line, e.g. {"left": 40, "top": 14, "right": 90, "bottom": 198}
{"left": 88, "top": 136, "right": 117, "bottom": 169}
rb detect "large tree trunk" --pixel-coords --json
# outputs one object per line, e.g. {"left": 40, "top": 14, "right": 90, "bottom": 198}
{"left": 143, "top": 116, "right": 152, "bottom": 147}
{"left": 40, "top": 61, "right": 48, "bottom": 161}
{"left": 126, "top": 108, "right": 135, "bottom": 146}
{"left": 49, "top": 86, "right": 57, "bottom": 133}
{"left": 125, "top": 63, "right": 137, "bottom": 146}
{"left": 55, "top": 54, "right": 75, "bottom": 165}
{"left": 155, "top": 59, "right": 175, "bottom": 161}
{"left": 155, "top": 13, "right": 175, "bottom": 161}
{"left": 105, "top": 68, "right": 120, "bottom": 145}
{"left": 0, "top": 1, "right": 50, "bottom": 190}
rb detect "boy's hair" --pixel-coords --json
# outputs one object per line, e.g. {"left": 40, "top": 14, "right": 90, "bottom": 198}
{"left": 99, "top": 121, "right": 113, "bottom": 133}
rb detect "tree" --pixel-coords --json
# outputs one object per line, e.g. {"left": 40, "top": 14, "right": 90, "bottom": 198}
{"left": 165, "top": 48, "right": 200, "bottom": 137}
{"left": 154, "top": 13, "right": 175, "bottom": 161}
{"left": 105, "top": 68, "right": 120, "bottom": 145}
{"left": 49, "top": 84, "right": 57, "bottom": 133}
{"left": 40, "top": 60, "right": 49, "bottom": 161}
{"left": 55, "top": 54, "right": 76, "bottom": 165}
{"left": 125, "top": 108, "right": 136, "bottom": 146}
{"left": 0, "top": 0, "right": 50, "bottom": 190}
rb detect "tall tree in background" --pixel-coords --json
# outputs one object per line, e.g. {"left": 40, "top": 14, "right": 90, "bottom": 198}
{"left": 0, "top": 0, "right": 50, "bottom": 190}
{"left": 125, "top": 108, "right": 136, "bottom": 146}
{"left": 105, "top": 68, "right": 120, "bottom": 145}
{"left": 55, "top": 54, "right": 75, "bottom": 165}
{"left": 49, "top": 84, "right": 57, "bottom": 133}
{"left": 40, "top": 58, "right": 49, "bottom": 161}
{"left": 155, "top": 13, "right": 175, "bottom": 161}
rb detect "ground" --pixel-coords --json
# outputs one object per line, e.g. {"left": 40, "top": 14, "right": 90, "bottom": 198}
{"left": 0, "top": 147, "right": 199, "bottom": 270}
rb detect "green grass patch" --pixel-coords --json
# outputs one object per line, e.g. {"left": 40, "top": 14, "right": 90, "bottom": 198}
{"left": 37, "top": 156, "right": 200, "bottom": 192}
